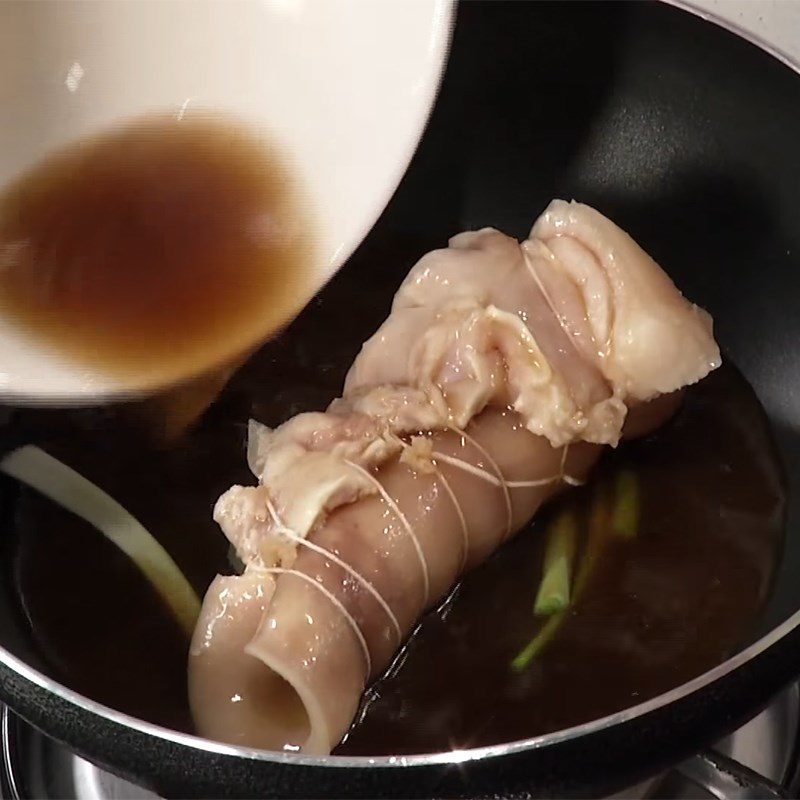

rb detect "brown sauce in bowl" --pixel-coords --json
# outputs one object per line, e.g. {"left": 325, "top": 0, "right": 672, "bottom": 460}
{"left": 0, "top": 114, "right": 313, "bottom": 386}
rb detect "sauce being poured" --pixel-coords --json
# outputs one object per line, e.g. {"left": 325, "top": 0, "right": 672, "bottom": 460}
{"left": 0, "top": 114, "right": 313, "bottom": 386}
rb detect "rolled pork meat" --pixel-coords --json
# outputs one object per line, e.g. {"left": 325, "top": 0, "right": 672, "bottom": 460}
{"left": 188, "top": 200, "right": 721, "bottom": 755}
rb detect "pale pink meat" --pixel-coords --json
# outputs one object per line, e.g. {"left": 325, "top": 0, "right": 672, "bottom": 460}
{"left": 531, "top": 201, "right": 720, "bottom": 400}
{"left": 188, "top": 201, "right": 721, "bottom": 755}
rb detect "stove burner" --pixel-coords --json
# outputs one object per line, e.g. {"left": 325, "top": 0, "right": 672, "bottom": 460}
{"left": 1, "top": 687, "right": 798, "bottom": 799}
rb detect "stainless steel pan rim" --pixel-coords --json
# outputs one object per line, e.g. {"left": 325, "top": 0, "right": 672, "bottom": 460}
{"left": 664, "top": 0, "right": 800, "bottom": 76}
{"left": 3, "top": 574, "right": 800, "bottom": 771}
{"left": 1, "top": 0, "right": 798, "bottom": 774}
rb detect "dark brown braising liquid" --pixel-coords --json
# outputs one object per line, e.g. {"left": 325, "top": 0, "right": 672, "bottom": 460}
{"left": 2, "top": 350, "right": 785, "bottom": 751}
{"left": 0, "top": 114, "right": 312, "bottom": 385}
{"left": 0, "top": 103, "right": 781, "bottom": 754}
{"left": 338, "top": 364, "right": 786, "bottom": 754}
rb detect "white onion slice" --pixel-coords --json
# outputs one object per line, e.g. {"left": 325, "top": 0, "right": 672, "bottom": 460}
{"left": 0, "top": 445, "right": 200, "bottom": 636}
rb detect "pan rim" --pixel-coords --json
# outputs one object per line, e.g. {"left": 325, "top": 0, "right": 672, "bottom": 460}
{"left": 1, "top": 0, "right": 799, "bottom": 775}
{"left": 4, "top": 589, "right": 800, "bottom": 771}
{"left": 663, "top": 0, "right": 800, "bottom": 77}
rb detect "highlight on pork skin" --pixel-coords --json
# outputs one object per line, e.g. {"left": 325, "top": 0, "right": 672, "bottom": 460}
{"left": 188, "top": 200, "right": 721, "bottom": 755}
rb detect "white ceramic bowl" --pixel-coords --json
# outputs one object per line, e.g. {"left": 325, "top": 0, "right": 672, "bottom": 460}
{"left": 0, "top": 0, "right": 453, "bottom": 402}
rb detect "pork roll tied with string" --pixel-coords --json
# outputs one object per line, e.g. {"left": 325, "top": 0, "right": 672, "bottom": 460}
{"left": 188, "top": 200, "right": 721, "bottom": 755}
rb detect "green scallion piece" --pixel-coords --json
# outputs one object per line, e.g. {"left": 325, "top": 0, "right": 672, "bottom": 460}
{"left": 511, "top": 611, "right": 565, "bottom": 672}
{"left": 533, "top": 511, "right": 577, "bottom": 616}
{"left": 511, "top": 483, "right": 612, "bottom": 672}
{"left": 611, "top": 470, "right": 640, "bottom": 539}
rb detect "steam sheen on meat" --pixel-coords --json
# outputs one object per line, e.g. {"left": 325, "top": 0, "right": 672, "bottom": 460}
{"left": 188, "top": 201, "right": 721, "bottom": 755}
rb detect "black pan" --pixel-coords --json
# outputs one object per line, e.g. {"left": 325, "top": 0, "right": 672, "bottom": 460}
{"left": 1, "top": 1, "right": 800, "bottom": 797}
